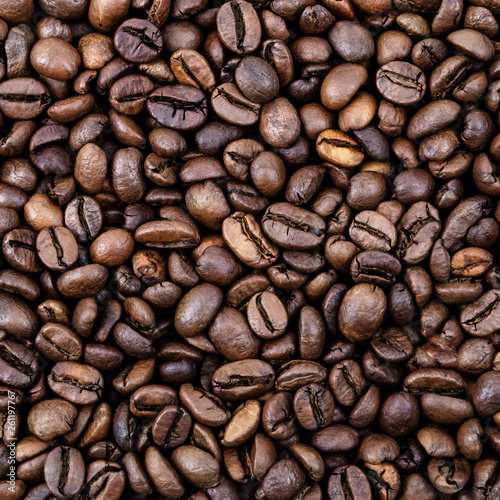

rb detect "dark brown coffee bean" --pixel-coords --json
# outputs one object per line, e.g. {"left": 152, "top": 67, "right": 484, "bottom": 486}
{"left": 460, "top": 289, "right": 500, "bottom": 336}
{"left": 328, "top": 465, "right": 371, "bottom": 500}
{"left": 260, "top": 97, "right": 301, "bottom": 148}
{"left": 321, "top": 63, "right": 368, "bottom": 111}
{"left": 351, "top": 250, "right": 402, "bottom": 288}
{"left": 216, "top": 0, "right": 261, "bottom": 55}
{"left": 338, "top": 283, "right": 386, "bottom": 342}
{"left": 208, "top": 306, "right": 260, "bottom": 360}
{"left": 276, "top": 360, "right": 327, "bottom": 391}
{"left": 429, "top": 55, "right": 472, "bottom": 99}
{"left": 36, "top": 227, "right": 79, "bottom": 272}
{"left": 379, "top": 392, "right": 420, "bottom": 438}
{"left": 222, "top": 212, "right": 278, "bottom": 269}
{"left": 233, "top": 56, "right": 279, "bottom": 105}
{"left": 262, "top": 391, "right": 298, "bottom": 440}
{"left": 376, "top": 62, "right": 427, "bottom": 106}
{"left": 427, "top": 457, "right": 470, "bottom": 494}
{"left": 174, "top": 283, "right": 222, "bottom": 338}
{"left": 246, "top": 291, "right": 287, "bottom": 339}
{"left": 44, "top": 446, "right": 85, "bottom": 498}
{"left": 262, "top": 202, "right": 325, "bottom": 250}
{"left": 212, "top": 359, "right": 274, "bottom": 401}
{"left": 328, "top": 359, "right": 365, "bottom": 408}
{"left": 48, "top": 361, "right": 104, "bottom": 404}
{"left": 152, "top": 405, "right": 192, "bottom": 449}
{"left": 31, "top": 38, "right": 81, "bottom": 80}
{"left": 371, "top": 326, "right": 413, "bottom": 363}
{"left": 147, "top": 84, "right": 208, "bottom": 130}
{"left": 293, "top": 383, "right": 335, "bottom": 431}
{"left": 0, "top": 338, "right": 39, "bottom": 388}
{"left": 144, "top": 446, "right": 185, "bottom": 499}
{"left": 56, "top": 264, "right": 108, "bottom": 299}
{"left": 211, "top": 83, "right": 261, "bottom": 127}
{"left": 64, "top": 196, "right": 103, "bottom": 244}
{"left": 113, "top": 18, "right": 162, "bottom": 64}
{"left": 35, "top": 322, "right": 83, "bottom": 362}
{"left": 404, "top": 368, "right": 465, "bottom": 395}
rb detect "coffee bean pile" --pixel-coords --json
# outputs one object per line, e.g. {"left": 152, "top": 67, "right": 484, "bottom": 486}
{"left": 1, "top": 0, "right": 500, "bottom": 498}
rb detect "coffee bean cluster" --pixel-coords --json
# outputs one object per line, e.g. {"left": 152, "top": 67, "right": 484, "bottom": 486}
{"left": 1, "top": 0, "right": 500, "bottom": 498}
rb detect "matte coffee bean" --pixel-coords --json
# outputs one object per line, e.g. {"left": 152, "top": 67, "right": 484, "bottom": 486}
{"left": 260, "top": 97, "right": 300, "bottom": 148}
{"left": 114, "top": 19, "right": 162, "bottom": 63}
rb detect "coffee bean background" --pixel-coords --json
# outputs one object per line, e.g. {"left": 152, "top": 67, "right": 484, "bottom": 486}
{"left": 1, "top": 0, "right": 500, "bottom": 498}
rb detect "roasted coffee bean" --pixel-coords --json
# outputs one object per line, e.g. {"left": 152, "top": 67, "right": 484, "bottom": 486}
{"left": 328, "top": 360, "right": 365, "bottom": 407}
{"left": 260, "top": 97, "right": 301, "bottom": 148}
{"left": 145, "top": 446, "right": 185, "bottom": 498}
{"left": 262, "top": 391, "right": 298, "bottom": 440}
{"left": 35, "top": 322, "right": 82, "bottom": 362}
{"left": 262, "top": 202, "right": 325, "bottom": 250}
{"left": 376, "top": 62, "right": 427, "bottom": 106}
{"left": 316, "top": 129, "right": 365, "bottom": 167}
{"left": 460, "top": 289, "right": 500, "bottom": 336}
{"left": 212, "top": 83, "right": 261, "bottom": 127}
{"left": 338, "top": 283, "right": 387, "bottom": 342}
{"left": 0, "top": 339, "right": 39, "bottom": 388}
{"left": 397, "top": 202, "right": 441, "bottom": 265}
{"left": 212, "top": 359, "right": 275, "bottom": 401}
{"left": 276, "top": 360, "right": 327, "bottom": 391}
{"left": 147, "top": 84, "right": 208, "bottom": 130}
{"left": 222, "top": 212, "right": 279, "bottom": 269}
{"left": 428, "top": 457, "right": 471, "bottom": 494}
{"left": 351, "top": 250, "right": 402, "bottom": 287}
{"left": 235, "top": 56, "right": 279, "bottom": 104}
{"left": 216, "top": 0, "right": 261, "bottom": 55}
{"left": 48, "top": 361, "right": 104, "bottom": 404}
{"left": 44, "top": 446, "right": 85, "bottom": 498}
{"left": 175, "top": 283, "right": 223, "bottom": 337}
{"left": 404, "top": 368, "right": 465, "bottom": 395}
{"left": 114, "top": 19, "right": 162, "bottom": 63}
{"left": 321, "top": 63, "right": 368, "bottom": 111}
{"left": 0, "top": 78, "right": 51, "bottom": 120}
{"left": 36, "top": 227, "right": 79, "bottom": 272}
{"left": 152, "top": 405, "right": 192, "bottom": 449}
{"left": 208, "top": 306, "right": 260, "bottom": 360}
{"left": 247, "top": 291, "right": 287, "bottom": 339}
{"left": 293, "top": 383, "right": 335, "bottom": 431}
{"left": 64, "top": 195, "right": 103, "bottom": 243}
{"left": 328, "top": 465, "right": 372, "bottom": 500}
